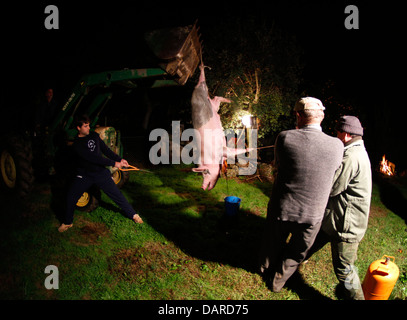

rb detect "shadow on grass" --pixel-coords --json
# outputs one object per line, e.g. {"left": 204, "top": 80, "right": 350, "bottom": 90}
{"left": 284, "top": 270, "right": 332, "bottom": 300}
{"left": 126, "top": 174, "right": 261, "bottom": 272}
{"left": 123, "top": 167, "right": 329, "bottom": 300}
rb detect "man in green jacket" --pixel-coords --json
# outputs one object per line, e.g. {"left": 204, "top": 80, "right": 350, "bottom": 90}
{"left": 306, "top": 115, "right": 372, "bottom": 300}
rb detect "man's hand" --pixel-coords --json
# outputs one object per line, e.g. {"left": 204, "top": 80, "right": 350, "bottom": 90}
{"left": 120, "top": 159, "right": 129, "bottom": 167}
{"left": 114, "top": 159, "right": 130, "bottom": 169}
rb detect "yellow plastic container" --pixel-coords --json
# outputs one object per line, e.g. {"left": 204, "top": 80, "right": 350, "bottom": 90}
{"left": 362, "top": 255, "right": 399, "bottom": 300}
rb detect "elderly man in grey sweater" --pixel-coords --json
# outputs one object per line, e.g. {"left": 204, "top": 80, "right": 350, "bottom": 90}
{"left": 259, "top": 97, "right": 344, "bottom": 293}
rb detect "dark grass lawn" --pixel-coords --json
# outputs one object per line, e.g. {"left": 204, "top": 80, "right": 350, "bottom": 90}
{"left": 0, "top": 165, "right": 406, "bottom": 300}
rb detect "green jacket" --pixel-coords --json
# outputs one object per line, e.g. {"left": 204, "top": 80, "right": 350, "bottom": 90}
{"left": 322, "top": 137, "right": 372, "bottom": 242}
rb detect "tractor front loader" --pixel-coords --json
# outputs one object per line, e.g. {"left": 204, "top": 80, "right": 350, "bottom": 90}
{"left": 0, "top": 22, "right": 201, "bottom": 213}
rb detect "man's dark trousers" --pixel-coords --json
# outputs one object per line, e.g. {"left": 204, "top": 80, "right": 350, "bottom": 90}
{"left": 64, "top": 168, "right": 136, "bottom": 225}
{"left": 261, "top": 217, "right": 321, "bottom": 292}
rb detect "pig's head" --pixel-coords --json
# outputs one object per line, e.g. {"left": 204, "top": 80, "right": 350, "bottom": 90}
{"left": 192, "top": 164, "right": 221, "bottom": 191}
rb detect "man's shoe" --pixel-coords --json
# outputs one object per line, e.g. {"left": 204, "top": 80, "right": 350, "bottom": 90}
{"left": 58, "top": 223, "right": 73, "bottom": 233}
{"left": 133, "top": 214, "right": 143, "bottom": 224}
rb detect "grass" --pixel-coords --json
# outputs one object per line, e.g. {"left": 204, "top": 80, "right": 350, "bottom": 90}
{"left": 0, "top": 164, "right": 406, "bottom": 300}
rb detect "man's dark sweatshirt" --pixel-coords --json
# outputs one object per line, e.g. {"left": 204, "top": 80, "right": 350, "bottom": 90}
{"left": 73, "top": 131, "right": 122, "bottom": 173}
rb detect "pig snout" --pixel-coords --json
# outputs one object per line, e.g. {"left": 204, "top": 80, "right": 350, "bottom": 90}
{"left": 192, "top": 164, "right": 221, "bottom": 191}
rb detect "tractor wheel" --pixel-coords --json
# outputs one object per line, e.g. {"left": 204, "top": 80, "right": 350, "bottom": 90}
{"left": 112, "top": 169, "right": 129, "bottom": 189}
{"left": 75, "top": 186, "right": 100, "bottom": 212}
{"left": 0, "top": 134, "right": 34, "bottom": 197}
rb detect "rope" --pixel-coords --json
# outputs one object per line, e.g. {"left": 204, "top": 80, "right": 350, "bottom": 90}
{"left": 119, "top": 165, "right": 153, "bottom": 173}
{"left": 255, "top": 145, "right": 274, "bottom": 150}
{"left": 119, "top": 165, "right": 139, "bottom": 171}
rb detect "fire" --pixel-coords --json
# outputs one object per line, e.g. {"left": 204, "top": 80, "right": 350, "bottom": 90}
{"left": 380, "top": 155, "right": 395, "bottom": 176}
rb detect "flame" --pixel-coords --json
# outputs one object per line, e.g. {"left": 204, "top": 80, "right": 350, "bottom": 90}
{"left": 380, "top": 155, "right": 395, "bottom": 176}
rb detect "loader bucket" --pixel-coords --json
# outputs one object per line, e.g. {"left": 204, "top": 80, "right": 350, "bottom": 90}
{"left": 145, "top": 22, "right": 201, "bottom": 85}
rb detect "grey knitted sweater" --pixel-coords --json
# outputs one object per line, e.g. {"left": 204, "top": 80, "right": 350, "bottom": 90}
{"left": 268, "top": 127, "right": 344, "bottom": 225}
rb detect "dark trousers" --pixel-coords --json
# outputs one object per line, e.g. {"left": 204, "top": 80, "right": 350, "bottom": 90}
{"left": 64, "top": 168, "right": 136, "bottom": 225}
{"left": 306, "top": 230, "right": 365, "bottom": 300}
{"left": 259, "top": 218, "right": 321, "bottom": 292}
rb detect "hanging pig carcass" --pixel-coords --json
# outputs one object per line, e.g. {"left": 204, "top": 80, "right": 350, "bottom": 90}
{"left": 191, "top": 64, "right": 248, "bottom": 190}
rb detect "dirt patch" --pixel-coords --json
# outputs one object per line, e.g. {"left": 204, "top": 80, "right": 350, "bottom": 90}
{"left": 0, "top": 272, "right": 19, "bottom": 297}
{"left": 70, "top": 216, "right": 110, "bottom": 246}
{"left": 109, "top": 241, "right": 201, "bottom": 282}
{"left": 369, "top": 206, "right": 388, "bottom": 219}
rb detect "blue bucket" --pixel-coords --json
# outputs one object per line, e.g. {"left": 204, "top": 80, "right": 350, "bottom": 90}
{"left": 224, "top": 196, "right": 241, "bottom": 217}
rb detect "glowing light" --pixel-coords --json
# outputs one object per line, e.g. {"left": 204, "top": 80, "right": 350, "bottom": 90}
{"left": 241, "top": 115, "right": 253, "bottom": 128}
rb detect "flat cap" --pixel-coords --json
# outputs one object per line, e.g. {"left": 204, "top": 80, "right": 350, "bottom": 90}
{"left": 294, "top": 97, "right": 325, "bottom": 111}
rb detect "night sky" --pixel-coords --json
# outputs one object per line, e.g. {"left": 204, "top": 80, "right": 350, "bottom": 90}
{"left": 2, "top": 1, "right": 405, "bottom": 170}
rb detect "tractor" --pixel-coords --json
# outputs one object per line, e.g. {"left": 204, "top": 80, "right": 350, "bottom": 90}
{"left": 0, "top": 22, "right": 201, "bottom": 212}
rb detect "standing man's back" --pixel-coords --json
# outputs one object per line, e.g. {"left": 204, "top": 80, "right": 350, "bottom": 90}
{"left": 260, "top": 97, "right": 343, "bottom": 293}
{"left": 270, "top": 127, "right": 344, "bottom": 225}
